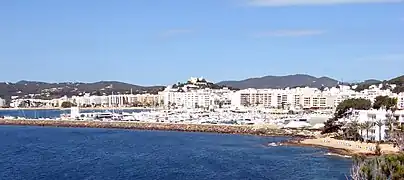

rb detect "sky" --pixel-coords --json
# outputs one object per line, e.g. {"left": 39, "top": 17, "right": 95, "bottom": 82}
{"left": 0, "top": 0, "right": 403, "bottom": 86}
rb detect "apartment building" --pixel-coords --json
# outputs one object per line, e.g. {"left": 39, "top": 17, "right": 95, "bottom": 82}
{"left": 233, "top": 87, "right": 336, "bottom": 109}
{"left": 162, "top": 85, "right": 233, "bottom": 109}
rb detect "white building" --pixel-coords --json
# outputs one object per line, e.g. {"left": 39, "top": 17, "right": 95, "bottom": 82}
{"left": 343, "top": 109, "right": 404, "bottom": 141}
{"left": 162, "top": 85, "right": 233, "bottom": 109}
{"left": 231, "top": 87, "right": 336, "bottom": 109}
{"left": 0, "top": 97, "right": 6, "bottom": 107}
{"left": 347, "top": 109, "right": 389, "bottom": 141}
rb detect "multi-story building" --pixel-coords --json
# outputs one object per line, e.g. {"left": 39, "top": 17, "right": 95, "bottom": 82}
{"left": 232, "top": 87, "right": 337, "bottom": 109}
{"left": 162, "top": 84, "right": 233, "bottom": 109}
{"left": 58, "top": 93, "right": 163, "bottom": 108}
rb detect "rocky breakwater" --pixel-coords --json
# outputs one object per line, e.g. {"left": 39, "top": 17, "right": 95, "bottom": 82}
{"left": 0, "top": 119, "right": 299, "bottom": 136}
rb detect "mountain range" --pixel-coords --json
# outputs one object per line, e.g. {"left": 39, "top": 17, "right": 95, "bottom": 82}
{"left": 1, "top": 74, "right": 403, "bottom": 100}
{"left": 0, "top": 81, "right": 164, "bottom": 100}
{"left": 217, "top": 74, "right": 403, "bottom": 93}
{"left": 217, "top": 74, "right": 342, "bottom": 89}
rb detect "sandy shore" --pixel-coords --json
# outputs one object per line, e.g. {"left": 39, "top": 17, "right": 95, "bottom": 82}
{"left": 0, "top": 107, "right": 156, "bottom": 110}
{"left": 284, "top": 137, "right": 400, "bottom": 156}
{"left": 0, "top": 119, "right": 311, "bottom": 137}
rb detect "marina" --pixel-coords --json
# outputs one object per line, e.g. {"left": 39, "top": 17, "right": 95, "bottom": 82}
{"left": 0, "top": 107, "right": 332, "bottom": 130}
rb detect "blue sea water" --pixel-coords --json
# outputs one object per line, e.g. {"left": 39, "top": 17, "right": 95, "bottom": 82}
{"left": 0, "top": 109, "right": 146, "bottom": 119}
{"left": 0, "top": 126, "right": 352, "bottom": 180}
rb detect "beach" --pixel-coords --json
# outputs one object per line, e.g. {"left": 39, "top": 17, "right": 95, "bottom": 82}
{"left": 286, "top": 137, "right": 400, "bottom": 156}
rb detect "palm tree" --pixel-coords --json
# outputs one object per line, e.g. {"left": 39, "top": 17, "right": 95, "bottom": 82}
{"left": 364, "top": 121, "right": 373, "bottom": 141}
{"left": 376, "top": 119, "right": 384, "bottom": 142}
{"left": 385, "top": 114, "right": 397, "bottom": 141}
{"left": 385, "top": 114, "right": 395, "bottom": 131}
{"left": 358, "top": 123, "right": 366, "bottom": 141}
{"left": 347, "top": 120, "right": 359, "bottom": 141}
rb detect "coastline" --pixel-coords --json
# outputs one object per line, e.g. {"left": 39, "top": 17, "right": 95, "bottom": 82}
{"left": 3, "top": 119, "right": 396, "bottom": 157}
{"left": 281, "top": 137, "right": 400, "bottom": 157}
{"left": 0, "top": 107, "right": 156, "bottom": 111}
{"left": 0, "top": 119, "right": 311, "bottom": 137}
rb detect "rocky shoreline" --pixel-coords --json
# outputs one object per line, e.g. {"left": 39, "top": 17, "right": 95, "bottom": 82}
{"left": 0, "top": 119, "right": 312, "bottom": 137}
{"left": 281, "top": 140, "right": 355, "bottom": 157}
{"left": 279, "top": 138, "right": 379, "bottom": 157}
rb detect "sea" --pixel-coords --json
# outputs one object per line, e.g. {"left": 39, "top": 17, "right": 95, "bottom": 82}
{"left": 0, "top": 125, "right": 352, "bottom": 180}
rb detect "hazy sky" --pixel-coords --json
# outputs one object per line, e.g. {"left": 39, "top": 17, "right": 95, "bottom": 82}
{"left": 1, "top": 0, "right": 403, "bottom": 85}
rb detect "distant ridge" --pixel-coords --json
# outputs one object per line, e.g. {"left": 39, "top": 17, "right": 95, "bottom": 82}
{"left": 217, "top": 74, "right": 340, "bottom": 89}
{"left": 0, "top": 81, "right": 164, "bottom": 100}
{"left": 1, "top": 74, "right": 403, "bottom": 100}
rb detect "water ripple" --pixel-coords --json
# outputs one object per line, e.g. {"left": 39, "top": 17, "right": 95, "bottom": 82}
{"left": 0, "top": 126, "right": 351, "bottom": 180}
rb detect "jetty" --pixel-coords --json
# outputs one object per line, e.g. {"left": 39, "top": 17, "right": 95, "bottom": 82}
{"left": 0, "top": 119, "right": 314, "bottom": 137}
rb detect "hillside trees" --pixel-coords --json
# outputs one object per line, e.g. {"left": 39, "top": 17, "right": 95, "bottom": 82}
{"left": 322, "top": 98, "right": 372, "bottom": 134}
{"left": 373, "top": 96, "right": 398, "bottom": 110}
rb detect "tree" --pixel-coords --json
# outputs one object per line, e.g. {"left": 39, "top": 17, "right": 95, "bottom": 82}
{"left": 376, "top": 119, "right": 384, "bottom": 142}
{"left": 391, "top": 131, "right": 404, "bottom": 151}
{"left": 385, "top": 114, "right": 397, "bottom": 140}
{"left": 350, "top": 153, "right": 404, "bottom": 180}
{"left": 363, "top": 121, "right": 373, "bottom": 141}
{"left": 61, "top": 101, "right": 74, "bottom": 108}
{"left": 322, "top": 98, "right": 372, "bottom": 134}
{"left": 344, "top": 120, "right": 361, "bottom": 141}
{"left": 335, "top": 98, "right": 372, "bottom": 119}
{"left": 373, "top": 96, "right": 398, "bottom": 110}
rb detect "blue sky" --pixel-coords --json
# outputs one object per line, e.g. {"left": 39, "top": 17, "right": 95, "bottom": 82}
{"left": 0, "top": 0, "right": 403, "bottom": 85}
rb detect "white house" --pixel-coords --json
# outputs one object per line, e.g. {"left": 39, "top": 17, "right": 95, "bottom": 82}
{"left": 347, "top": 109, "right": 392, "bottom": 141}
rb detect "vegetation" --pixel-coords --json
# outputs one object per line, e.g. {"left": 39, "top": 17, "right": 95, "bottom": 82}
{"left": 172, "top": 79, "right": 238, "bottom": 90}
{"left": 336, "top": 98, "right": 372, "bottom": 118}
{"left": 373, "top": 96, "right": 398, "bottom": 110}
{"left": 354, "top": 83, "right": 373, "bottom": 92}
{"left": 353, "top": 75, "right": 404, "bottom": 93}
{"left": 322, "top": 98, "right": 372, "bottom": 134}
{"left": 351, "top": 153, "right": 404, "bottom": 180}
{"left": 342, "top": 120, "right": 361, "bottom": 141}
{"left": 61, "top": 101, "right": 75, "bottom": 108}
{"left": 0, "top": 81, "right": 165, "bottom": 101}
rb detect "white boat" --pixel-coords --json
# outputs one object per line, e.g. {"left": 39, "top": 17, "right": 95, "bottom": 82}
{"left": 268, "top": 142, "right": 278, "bottom": 147}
